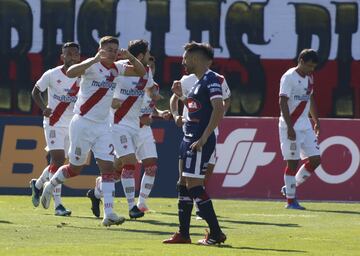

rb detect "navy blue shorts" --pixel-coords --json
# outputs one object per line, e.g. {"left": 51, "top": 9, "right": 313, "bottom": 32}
{"left": 179, "top": 134, "right": 216, "bottom": 178}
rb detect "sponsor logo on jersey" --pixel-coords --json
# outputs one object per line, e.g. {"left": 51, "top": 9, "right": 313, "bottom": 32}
{"left": 91, "top": 80, "right": 116, "bottom": 90}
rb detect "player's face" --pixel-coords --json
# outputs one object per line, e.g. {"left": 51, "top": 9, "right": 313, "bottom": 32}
{"left": 142, "top": 50, "right": 151, "bottom": 65}
{"left": 62, "top": 47, "right": 80, "bottom": 67}
{"left": 299, "top": 60, "right": 317, "bottom": 76}
{"left": 182, "top": 51, "right": 195, "bottom": 74}
{"left": 101, "top": 43, "right": 119, "bottom": 63}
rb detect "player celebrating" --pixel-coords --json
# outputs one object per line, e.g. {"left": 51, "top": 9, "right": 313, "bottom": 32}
{"left": 86, "top": 55, "right": 171, "bottom": 218}
{"left": 279, "top": 49, "right": 321, "bottom": 210}
{"left": 40, "top": 36, "right": 146, "bottom": 227}
{"left": 30, "top": 42, "right": 80, "bottom": 216}
{"left": 163, "top": 42, "right": 226, "bottom": 245}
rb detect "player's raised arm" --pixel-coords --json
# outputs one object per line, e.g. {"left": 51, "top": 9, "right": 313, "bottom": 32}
{"left": 66, "top": 54, "right": 100, "bottom": 78}
{"left": 118, "top": 49, "right": 146, "bottom": 77}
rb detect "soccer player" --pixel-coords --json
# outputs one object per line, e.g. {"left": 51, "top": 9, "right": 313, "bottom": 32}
{"left": 169, "top": 65, "right": 231, "bottom": 220}
{"left": 40, "top": 36, "right": 146, "bottom": 227}
{"left": 30, "top": 42, "right": 80, "bottom": 216}
{"left": 111, "top": 40, "right": 163, "bottom": 219}
{"left": 279, "top": 49, "right": 321, "bottom": 210}
{"left": 163, "top": 42, "right": 226, "bottom": 245}
{"left": 86, "top": 54, "right": 171, "bottom": 218}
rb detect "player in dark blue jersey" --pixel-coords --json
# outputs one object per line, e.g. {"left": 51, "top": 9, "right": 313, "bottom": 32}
{"left": 163, "top": 42, "right": 226, "bottom": 246}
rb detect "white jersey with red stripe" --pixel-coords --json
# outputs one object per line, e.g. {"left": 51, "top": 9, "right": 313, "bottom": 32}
{"left": 180, "top": 72, "right": 231, "bottom": 135}
{"left": 73, "top": 61, "right": 126, "bottom": 123}
{"left": 36, "top": 65, "right": 79, "bottom": 128}
{"left": 111, "top": 60, "right": 154, "bottom": 130}
{"left": 279, "top": 67, "right": 314, "bottom": 130}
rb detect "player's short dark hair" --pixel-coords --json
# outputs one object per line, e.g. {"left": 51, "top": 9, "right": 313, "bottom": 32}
{"left": 62, "top": 42, "right": 79, "bottom": 51}
{"left": 99, "top": 36, "right": 119, "bottom": 47}
{"left": 184, "top": 41, "right": 214, "bottom": 60}
{"left": 298, "top": 49, "right": 318, "bottom": 63}
{"left": 128, "top": 39, "right": 149, "bottom": 57}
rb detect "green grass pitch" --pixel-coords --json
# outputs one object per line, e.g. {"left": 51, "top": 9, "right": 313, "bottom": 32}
{"left": 0, "top": 196, "right": 359, "bottom": 256}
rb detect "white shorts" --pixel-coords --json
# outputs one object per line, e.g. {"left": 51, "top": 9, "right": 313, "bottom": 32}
{"left": 135, "top": 126, "right": 157, "bottom": 161}
{"left": 279, "top": 127, "right": 320, "bottom": 160}
{"left": 112, "top": 124, "right": 138, "bottom": 158}
{"left": 43, "top": 125, "right": 69, "bottom": 156}
{"left": 68, "top": 114, "right": 114, "bottom": 165}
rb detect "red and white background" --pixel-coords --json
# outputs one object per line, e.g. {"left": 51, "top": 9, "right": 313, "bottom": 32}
{"left": 207, "top": 117, "right": 360, "bottom": 201}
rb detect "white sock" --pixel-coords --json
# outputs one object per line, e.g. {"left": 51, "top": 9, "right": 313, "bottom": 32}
{"left": 35, "top": 166, "right": 50, "bottom": 190}
{"left": 284, "top": 175, "right": 296, "bottom": 199}
{"left": 296, "top": 165, "right": 312, "bottom": 186}
{"left": 101, "top": 181, "right": 115, "bottom": 218}
{"left": 121, "top": 177, "right": 135, "bottom": 210}
{"left": 138, "top": 174, "right": 155, "bottom": 205}
{"left": 49, "top": 173, "right": 62, "bottom": 208}
{"left": 94, "top": 176, "right": 102, "bottom": 199}
{"left": 48, "top": 165, "right": 68, "bottom": 189}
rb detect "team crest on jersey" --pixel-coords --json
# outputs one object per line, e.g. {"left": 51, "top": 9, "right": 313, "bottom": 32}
{"left": 75, "top": 147, "right": 82, "bottom": 156}
{"left": 186, "top": 98, "right": 202, "bottom": 113}
{"left": 49, "top": 130, "right": 56, "bottom": 138}
{"left": 120, "top": 135, "right": 127, "bottom": 144}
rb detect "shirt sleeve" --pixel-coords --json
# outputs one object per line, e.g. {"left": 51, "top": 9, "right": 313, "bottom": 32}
{"left": 115, "top": 61, "right": 127, "bottom": 76}
{"left": 35, "top": 69, "right": 52, "bottom": 92}
{"left": 208, "top": 81, "right": 223, "bottom": 100}
{"left": 221, "top": 77, "right": 231, "bottom": 99}
{"left": 145, "top": 68, "right": 154, "bottom": 88}
{"left": 279, "top": 74, "right": 292, "bottom": 98}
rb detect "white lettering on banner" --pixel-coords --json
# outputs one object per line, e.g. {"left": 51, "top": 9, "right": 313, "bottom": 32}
{"left": 316, "top": 136, "right": 360, "bottom": 184}
{"left": 214, "top": 129, "right": 276, "bottom": 188}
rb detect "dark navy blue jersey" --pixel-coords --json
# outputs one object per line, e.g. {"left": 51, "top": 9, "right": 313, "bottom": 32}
{"left": 184, "top": 70, "right": 223, "bottom": 140}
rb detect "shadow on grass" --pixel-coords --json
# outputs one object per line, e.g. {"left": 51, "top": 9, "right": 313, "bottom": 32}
{"left": 0, "top": 220, "right": 13, "bottom": 224}
{"left": 219, "top": 219, "right": 300, "bottom": 228}
{"left": 307, "top": 209, "right": 360, "bottom": 215}
{"left": 238, "top": 246, "right": 306, "bottom": 253}
{"left": 139, "top": 219, "right": 205, "bottom": 228}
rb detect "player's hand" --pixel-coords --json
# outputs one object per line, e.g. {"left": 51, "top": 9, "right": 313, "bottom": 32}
{"left": 42, "top": 108, "right": 52, "bottom": 117}
{"left": 287, "top": 126, "right": 296, "bottom": 140}
{"left": 190, "top": 137, "right": 207, "bottom": 152}
{"left": 174, "top": 115, "right": 184, "bottom": 127}
{"left": 118, "top": 48, "right": 131, "bottom": 59}
{"left": 140, "top": 115, "right": 152, "bottom": 126}
{"left": 171, "top": 80, "right": 183, "bottom": 98}
{"left": 94, "top": 49, "right": 108, "bottom": 62}
{"left": 161, "top": 110, "right": 172, "bottom": 120}
{"left": 314, "top": 122, "right": 320, "bottom": 137}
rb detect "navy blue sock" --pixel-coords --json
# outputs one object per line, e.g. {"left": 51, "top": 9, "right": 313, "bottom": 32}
{"left": 178, "top": 185, "right": 193, "bottom": 238}
{"left": 189, "top": 186, "right": 221, "bottom": 236}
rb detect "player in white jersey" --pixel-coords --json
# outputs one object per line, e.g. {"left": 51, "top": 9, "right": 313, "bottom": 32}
{"left": 279, "top": 49, "right": 321, "bottom": 210}
{"left": 111, "top": 40, "right": 159, "bottom": 219}
{"left": 86, "top": 55, "right": 171, "bottom": 218}
{"left": 40, "top": 36, "right": 146, "bottom": 227}
{"left": 169, "top": 67, "right": 231, "bottom": 220}
{"left": 29, "top": 42, "right": 80, "bottom": 216}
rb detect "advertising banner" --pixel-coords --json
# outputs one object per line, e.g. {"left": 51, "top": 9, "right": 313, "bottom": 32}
{"left": 0, "top": 116, "right": 359, "bottom": 201}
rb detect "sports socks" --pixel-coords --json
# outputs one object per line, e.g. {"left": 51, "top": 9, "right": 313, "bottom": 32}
{"left": 296, "top": 161, "right": 316, "bottom": 186}
{"left": 178, "top": 185, "right": 193, "bottom": 239}
{"left": 101, "top": 173, "right": 115, "bottom": 218}
{"left": 35, "top": 165, "right": 50, "bottom": 190}
{"left": 138, "top": 164, "right": 157, "bottom": 206}
{"left": 284, "top": 166, "right": 297, "bottom": 203}
{"left": 188, "top": 186, "right": 221, "bottom": 237}
{"left": 121, "top": 164, "right": 136, "bottom": 210}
